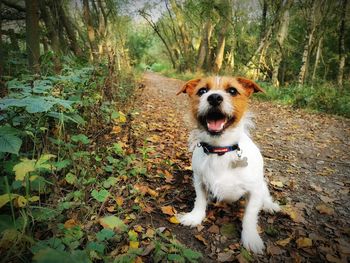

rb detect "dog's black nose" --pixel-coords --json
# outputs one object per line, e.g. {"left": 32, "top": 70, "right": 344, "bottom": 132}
{"left": 207, "top": 94, "right": 223, "bottom": 106}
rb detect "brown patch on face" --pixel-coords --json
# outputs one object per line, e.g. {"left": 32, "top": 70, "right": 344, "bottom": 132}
{"left": 178, "top": 76, "right": 261, "bottom": 134}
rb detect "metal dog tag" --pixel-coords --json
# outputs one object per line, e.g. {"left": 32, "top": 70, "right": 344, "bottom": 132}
{"left": 231, "top": 156, "right": 248, "bottom": 168}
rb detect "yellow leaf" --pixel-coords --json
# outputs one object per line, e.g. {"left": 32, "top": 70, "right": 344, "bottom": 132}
{"left": 28, "top": 196, "right": 40, "bottom": 202}
{"left": 169, "top": 216, "right": 180, "bottom": 224}
{"left": 129, "top": 241, "right": 139, "bottom": 249}
{"left": 276, "top": 236, "right": 292, "bottom": 247}
{"left": 119, "top": 112, "right": 126, "bottom": 123}
{"left": 296, "top": 237, "right": 312, "bottom": 248}
{"left": 147, "top": 188, "right": 158, "bottom": 197}
{"left": 133, "top": 225, "right": 144, "bottom": 233}
{"left": 13, "top": 158, "right": 35, "bottom": 181}
{"left": 16, "top": 196, "right": 27, "bottom": 208}
{"left": 282, "top": 204, "right": 306, "bottom": 223}
{"left": 64, "top": 219, "right": 79, "bottom": 229}
{"left": 271, "top": 181, "right": 284, "bottom": 188}
{"left": 116, "top": 196, "right": 124, "bottom": 207}
{"left": 161, "top": 205, "right": 176, "bottom": 216}
{"left": 0, "top": 193, "right": 19, "bottom": 208}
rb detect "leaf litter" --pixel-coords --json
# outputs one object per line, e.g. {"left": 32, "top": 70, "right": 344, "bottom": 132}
{"left": 112, "top": 73, "right": 350, "bottom": 262}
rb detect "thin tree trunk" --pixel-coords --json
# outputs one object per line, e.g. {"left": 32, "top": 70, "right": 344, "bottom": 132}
{"left": 312, "top": 36, "right": 323, "bottom": 84}
{"left": 197, "top": 20, "right": 213, "bottom": 71}
{"left": 25, "top": 0, "right": 40, "bottom": 74}
{"left": 298, "top": 1, "right": 317, "bottom": 85}
{"left": 8, "top": 29, "right": 20, "bottom": 51}
{"left": 40, "top": 0, "right": 61, "bottom": 71}
{"left": 260, "top": 0, "right": 267, "bottom": 41}
{"left": 272, "top": 1, "right": 292, "bottom": 87}
{"left": 83, "top": 0, "right": 98, "bottom": 61}
{"left": 57, "top": 1, "right": 83, "bottom": 57}
{"left": 213, "top": 0, "right": 232, "bottom": 73}
{"left": 0, "top": 2, "right": 4, "bottom": 83}
{"left": 337, "top": 0, "right": 348, "bottom": 88}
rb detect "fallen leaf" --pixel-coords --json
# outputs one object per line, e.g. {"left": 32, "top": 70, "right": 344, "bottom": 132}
{"left": 282, "top": 204, "right": 306, "bottom": 223}
{"left": 315, "top": 203, "right": 335, "bottom": 215}
{"left": 147, "top": 188, "right": 158, "bottom": 197}
{"left": 271, "top": 181, "right": 284, "bottom": 188}
{"left": 129, "top": 241, "right": 139, "bottom": 249}
{"left": 195, "top": 234, "right": 208, "bottom": 246}
{"left": 220, "top": 223, "right": 237, "bottom": 238}
{"left": 161, "top": 205, "right": 176, "bottom": 216}
{"left": 326, "top": 254, "right": 342, "bottom": 263}
{"left": 111, "top": 126, "right": 122, "bottom": 134}
{"left": 168, "top": 216, "right": 180, "bottom": 224}
{"left": 276, "top": 236, "right": 293, "bottom": 247}
{"left": 141, "top": 242, "right": 155, "bottom": 256}
{"left": 116, "top": 196, "right": 124, "bottom": 207}
{"left": 267, "top": 243, "right": 284, "bottom": 255}
{"left": 208, "top": 224, "right": 220, "bottom": 234}
{"left": 106, "top": 206, "right": 115, "bottom": 212}
{"left": 296, "top": 237, "right": 312, "bottom": 248}
{"left": 164, "top": 170, "right": 174, "bottom": 183}
{"left": 143, "top": 228, "right": 155, "bottom": 239}
{"left": 0, "top": 193, "right": 19, "bottom": 209}
{"left": 134, "top": 225, "right": 144, "bottom": 233}
{"left": 99, "top": 216, "right": 127, "bottom": 232}
{"left": 64, "top": 219, "right": 79, "bottom": 229}
{"left": 217, "top": 251, "right": 234, "bottom": 262}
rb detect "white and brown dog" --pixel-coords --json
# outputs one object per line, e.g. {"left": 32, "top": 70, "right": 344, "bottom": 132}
{"left": 176, "top": 76, "right": 280, "bottom": 254}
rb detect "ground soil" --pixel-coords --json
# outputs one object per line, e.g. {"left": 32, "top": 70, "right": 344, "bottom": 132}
{"left": 130, "top": 72, "right": 350, "bottom": 262}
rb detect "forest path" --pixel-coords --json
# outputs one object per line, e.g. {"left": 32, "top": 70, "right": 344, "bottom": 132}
{"left": 132, "top": 72, "right": 350, "bottom": 262}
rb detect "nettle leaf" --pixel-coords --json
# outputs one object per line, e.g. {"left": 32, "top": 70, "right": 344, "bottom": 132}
{"left": 99, "top": 216, "right": 127, "bottom": 232}
{"left": 13, "top": 158, "right": 36, "bottom": 181}
{"left": 23, "top": 97, "right": 54, "bottom": 113}
{"left": 33, "top": 80, "right": 53, "bottom": 94}
{"left": 0, "top": 126, "right": 22, "bottom": 154}
{"left": 47, "top": 112, "right": 86, "bottom": 125}
{"left": 71, "top": 134, "right": 90, "bottom": 144}
{"left": 35, "top": 154, "right": 56, "bottom": 171}
{"left": 103, "top": 177, "right": 118, "bottom": 188}
{"left": 87, "top": 241, "right": 105, "bottom": 254}
{"left": 0, "top": 133, "right": 22, "bottom": 155}
{"left": 65, "top": 172, "right": 77, "bottom": 185}
{"left": 96, "top": 229, "right": 115, "bottom": 242}
{"left": 91, "top": 189, "right": 110, "bottom": 202}
{"left": 183, "top": 248, "right": 202, "bottom": 261}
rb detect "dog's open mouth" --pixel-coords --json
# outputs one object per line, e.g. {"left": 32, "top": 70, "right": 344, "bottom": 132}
{"left": 206, "top": 111, "right": 227, "bottom": 133}
{"left": 200, "top": 110, "right": 234, "bottom": 134}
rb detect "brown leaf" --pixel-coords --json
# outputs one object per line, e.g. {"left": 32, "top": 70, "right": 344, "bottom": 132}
{"left": 267, "top": 243, "right": 284, "bottom": 255}
{"left": 164, "top": 170, "right": 174, "bottom": 183}
{"left": 282, "top": 204, "right": 306, "bottom": 223}
{"left": 208, "top": 224, "right": 220, "bottom": 234}
{"left": 217, "top": 251, "right": 234, "bottom": 262}
{"left": 276, "top": 236, "right": 293, "bottom": 247}
{"left": 195, "top": 234, "right": 208, "bottom": 246}
{"left": 296, "top": 237, "right": 312, "bottom": 248}
{"left": 326, "top": 254, "right": 342, "bottom": 263}
{"left": 141, "top": 242, "right": 155, "bottom": 256}
{"left": 64, "top": 219, "right": 79, "bottom": 229}
{"left": 161, "top": 205, "right": 176, "bottom": 216}
{"left": 315, "top": 203, "right": 335, "bottom": 215}
{"left": 143, "top": 204, "right": 154, "bottom": 214}
{"left": 116, "top": 196, "right": 124, "bottom": 207}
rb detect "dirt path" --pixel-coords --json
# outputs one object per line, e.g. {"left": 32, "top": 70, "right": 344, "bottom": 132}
{"left": 132, "top": 72, "right": 350, "bottom": 262}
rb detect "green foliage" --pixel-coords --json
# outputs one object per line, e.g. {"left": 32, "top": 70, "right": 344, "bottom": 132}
{"left": 256, "top": 83, "right": 350, "bottom": 117}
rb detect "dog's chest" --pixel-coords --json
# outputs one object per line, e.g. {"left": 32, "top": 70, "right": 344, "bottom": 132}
{"left": 192, "top": 150, "right": 248, "bottom": 201}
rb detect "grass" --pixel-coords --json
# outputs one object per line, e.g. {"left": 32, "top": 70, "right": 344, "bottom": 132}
{"left": 143, "top": 62, "right": 350, "bottom": 118}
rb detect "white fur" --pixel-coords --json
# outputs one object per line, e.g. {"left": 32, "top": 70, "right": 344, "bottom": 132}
{"left": 177, "top": 115, "right": 280, "bottom": 254}
{"left": 197, "top": 90, "right": 233, "bottom": 119}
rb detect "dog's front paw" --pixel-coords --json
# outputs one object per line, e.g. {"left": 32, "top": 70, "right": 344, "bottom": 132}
{"left": 177, "top": 211, "right": 205, "bottom": 227}
{"left": 262, "top": 201, "right": 281, "bottom": 214}
{"left": 241, "top": 230, "right": 265, "bottom": 254}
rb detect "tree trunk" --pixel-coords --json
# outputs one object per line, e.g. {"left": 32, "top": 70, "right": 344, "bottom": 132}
{"left": 272, "top": 1, "right": 292, "bottom": 87}
{"left": 40, "top": 0, "right": 61, "bottom": 71}
{"left": 0, "top": 2, "right": 4, "bottom": 85}
{"left": 298, "top": 1, "right": 317, "bottom": 85}
{"left": 260, "top": 0, "right": 267, "bottom": 41}
{"left": 337, "top": 0, "right": 348, "bottom": 88}
{"left": 8, "top": 29, "right": 20, "bottom": 51}
{"left": 213, "top": 0, "right": 232, "bottom": 73}
{"left": 83, "top": 0, "right": 98, "bottom": 61}
{"left": 197, "top": 20, "right": 213, "bottom": 71}
{"left": 57, "top": 1, "right": 83, "bottom": 57}
{"left": 25, "top": 0, "right": 40, "bottom": 74}
{"left": 312, "top": 36, "right": 323, "bottom": 84}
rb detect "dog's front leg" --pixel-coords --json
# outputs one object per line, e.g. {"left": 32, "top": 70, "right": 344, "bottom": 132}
{"left": 241, "top": 192, "right": 264, "bottom": 254}
{"left": 177, "top": 175, "right": 207, "bottom": 227}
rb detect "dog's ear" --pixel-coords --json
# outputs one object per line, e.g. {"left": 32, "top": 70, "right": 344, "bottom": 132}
{"left": 236, "top": 77, "right": 264, "bottom": 96}
{"left": 176, "top": 79, "right": 201, "bottom": 95}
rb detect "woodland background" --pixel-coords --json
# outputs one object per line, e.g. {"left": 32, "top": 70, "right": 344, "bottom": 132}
{"left": 0, "top": 0, "right": 349, "bottom": 262}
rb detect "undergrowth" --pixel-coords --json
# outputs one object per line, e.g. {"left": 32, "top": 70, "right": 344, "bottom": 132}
{"left": 147, "top": 64, "right": 350, "bottom": 118}
{"left": 0, "top": 59, "right": 201, "bottom": 262}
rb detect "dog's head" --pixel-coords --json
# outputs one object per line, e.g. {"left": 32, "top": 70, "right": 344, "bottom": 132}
{"left": 177, "top": 76, "right": 263, "bottom": 135}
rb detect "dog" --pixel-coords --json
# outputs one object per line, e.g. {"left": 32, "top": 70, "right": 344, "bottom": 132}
{"left": 176, "top": 76, "right": 280, "bottom": 254}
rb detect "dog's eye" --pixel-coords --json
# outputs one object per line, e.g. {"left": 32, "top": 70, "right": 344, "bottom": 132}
{"left": 227, "top": 87, "right": 238, "bottom": 96}
{"left": 197, "top": 87, "right": 208, "bottom": 96}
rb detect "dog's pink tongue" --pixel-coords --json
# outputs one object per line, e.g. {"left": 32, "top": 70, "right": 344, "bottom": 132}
{"left": 207, "top": 119, "right": 226, "bottom": 132}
